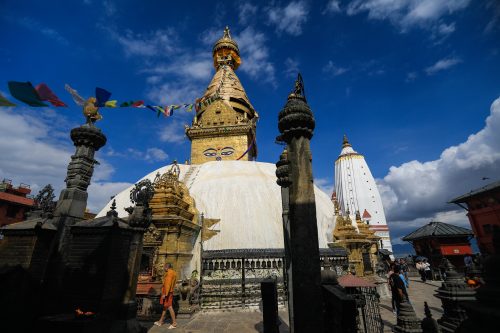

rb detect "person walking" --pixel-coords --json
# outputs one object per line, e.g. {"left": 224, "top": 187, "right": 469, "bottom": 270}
{"left": 416, "top": 260, "right": 426, "bottom": 282}
{"left": 389, "top": 265, "right": 408, "bottom": 314}
{"left": 154, "top": 263, "right": 178, "bottom": 329}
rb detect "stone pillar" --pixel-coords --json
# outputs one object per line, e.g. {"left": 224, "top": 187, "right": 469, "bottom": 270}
{"left": 394, "top": 300, "right": 423, "bottom": 333}
{"left": 276, "top": 74, "right": 324, "bottom": 332}
{"left": 54, "top": 123, "right": 106, "bottom": 222}
{"left": 111, "top": 180, "right": 154, "bottom": 333}
{"left": 435, "top": 258, "right": 475, "bottom": 332}
{"left": 275, "top": 148, "right": 292, "bottom": 320}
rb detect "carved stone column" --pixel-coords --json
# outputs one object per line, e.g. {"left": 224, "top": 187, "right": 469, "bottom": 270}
{"left": 54, "top": 123, "right": 106, "bottom": 222}
{"left": 435, "top": 258, "right": 475, "bottom": 332}
{"left": 276, "top": 74, "right": 324, "bottom": 332}
{"left": 276, "top": 148, "right": 292, "bottom": 322}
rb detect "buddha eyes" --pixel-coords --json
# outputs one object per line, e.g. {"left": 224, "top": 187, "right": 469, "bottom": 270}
{"left": 203, "top": 147, "right": 234, "bottom": 157}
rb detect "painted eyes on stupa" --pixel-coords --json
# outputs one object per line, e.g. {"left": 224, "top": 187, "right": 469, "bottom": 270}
{"left": 203, "top": 149, "right": 217, "bottom": 157}
{"left": 203, "top": 147, "right": 235, "bottom": 158}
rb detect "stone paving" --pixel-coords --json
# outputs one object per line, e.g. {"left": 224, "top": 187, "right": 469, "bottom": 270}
{"left": 143, "top": 277, "right": 443, "bottom": 332}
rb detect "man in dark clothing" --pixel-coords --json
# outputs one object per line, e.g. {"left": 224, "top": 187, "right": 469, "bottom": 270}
{"left": 389, "top": 265, "right": 408, "bottom": 314}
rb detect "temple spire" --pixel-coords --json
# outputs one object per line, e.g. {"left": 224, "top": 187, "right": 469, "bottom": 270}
{"left": 342, "top": 134, "right": 351, "bottom": 148}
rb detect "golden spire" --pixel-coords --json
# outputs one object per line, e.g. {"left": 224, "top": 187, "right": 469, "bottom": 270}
{"left": 213, "top": 26, "right": 241, "bottom": 70}
{"left": 342, "top": 134, "right": 351, "bottom": 148}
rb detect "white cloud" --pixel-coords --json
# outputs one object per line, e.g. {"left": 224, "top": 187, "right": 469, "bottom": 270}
{"left": 238, "top": 3, "right": 258, "bottom": 25}
{"left": 315, "top": 177, "right": 334, "bottom": 196}
{"left": 17, "top": 17, "right": 69, "bottom": 45}
{"left": 87, "top": 181, "right": 133, "bottom": 212}
{"left": 425, "top": 56, "right": 462, "bottom": 75}
{"left": 158, "top": 119, "right": 188, "bottom": 144}
{"left": 143, "top": 54, "right": 213, "bottom": 81}
{"left": 126, "top": 147, "right": 169, "bottom": 162}
{"left": 267, "top": 1, "right": 309, "bottom": 36}
{"left": 322, "top": 60, "right": 349, "bottom": 76}
{"left": 378, "top": 97, "right": 500, "bottom": 223}
{"left": 235, "top": 26, "right": 277, "bottom": 85}
{"left": 146, "top": 81, "right": 203, "bottom": 106}
{"left": 283, "top": 58, "right": 300, "bottom": 78}
{"left": 0, "top": 108, "right": 119, "bottom": 209}
{"left": 323, "top": 0, "right": 342, "bottom": 14}
{"left": 346, "top": 0, "right": 470, "bottom": 34}
{"left": 106, "top": 27, "right": 178, "bottom": 58}
{"left": 406, "top": 71, "right": 418, "bottom": 82}
{"left": 437, "top": 22, "right": 456, "bottom": 35}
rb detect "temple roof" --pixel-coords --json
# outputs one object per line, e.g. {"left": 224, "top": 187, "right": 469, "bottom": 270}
{"left": 402, "top": 221, "right": 473, "bottom": 241}
{"left": 362, "top": 209, "right": 372, "bottom": 219}
{"left": 199, "top": 64, "right": 255, "bottom": 117}
{"left": 449, "top": 179, "right": 500, "bottom": 203}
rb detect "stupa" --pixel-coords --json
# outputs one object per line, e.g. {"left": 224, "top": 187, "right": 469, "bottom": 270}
{"left": 97, "top": 27, "right": 344, "bottom": 311}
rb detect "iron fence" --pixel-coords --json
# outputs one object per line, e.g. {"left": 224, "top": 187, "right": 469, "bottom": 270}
{"left": 344, "top": 286, "right": 384, "bottom": 333}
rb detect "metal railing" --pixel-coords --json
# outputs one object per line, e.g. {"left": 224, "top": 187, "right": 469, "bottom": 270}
{"left": 344, "top": 286, "right": 384, "bottom": 333}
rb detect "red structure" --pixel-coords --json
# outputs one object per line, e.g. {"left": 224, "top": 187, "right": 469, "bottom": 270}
{"left": 450, "top": 180, "right": 500, "bottom": 254}
{"left": 402, "top": 221, "right": 473, "bottom": 270}
{"left": 0, "top": 179, "right": 35, "bottom": 227}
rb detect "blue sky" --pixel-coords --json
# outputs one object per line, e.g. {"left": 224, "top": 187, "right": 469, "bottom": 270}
{"left": 1, "top": 0, "right": 499, "bottom": 250}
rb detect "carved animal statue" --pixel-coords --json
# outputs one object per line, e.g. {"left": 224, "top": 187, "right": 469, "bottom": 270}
{"left": 83, "top": 97, "right": 102, "bottom": 123}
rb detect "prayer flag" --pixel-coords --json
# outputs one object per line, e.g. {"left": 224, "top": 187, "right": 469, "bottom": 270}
{"left": 171, "top": 105, "right": 181, "bottom": 110}
{"left": 35, "top": 83, "right": 67, "bottom": 107}
{"left": 0, "top": 93, "right": 16, "bottom": 106}
{"left": 132, "top": 100, "right": 144, "bottom": 107}
{"left": 104, "top": 100, "right": 117, "bottom": 107}
{"left": 8, "top": 81, "right": 48, "bottom": 107}
{"left": 65, "top": 84, "right": 86, "bottom": 106}
{"left": 120, "top": 101, "right": 132, "bottom": 107}
{"left": 95, "top": 87, "right": 112, "bottom": 107}
{"left": 186, "top": 104, "right": 193, "bottom": 112}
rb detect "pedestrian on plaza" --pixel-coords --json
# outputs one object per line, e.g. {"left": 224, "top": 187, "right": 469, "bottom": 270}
{"left": 399, "top": 258, "right": 409, "bottom": 288}
{"left": 464, "top": 254, "right": 473, "bottom": 274}
{"left": 389, "top": 265, "right": 408, "bottom": 314}
{"left": 387, "top": 263, "right": 397, "bottom": 314}
{"left": 416, "top": 260, "right": 426, "bottom": 282}
{"left": 154, "top": 263, "right": 178, "bottom": 329}
{"left": 423, "top": 259, "right": 431, "bottom": 281}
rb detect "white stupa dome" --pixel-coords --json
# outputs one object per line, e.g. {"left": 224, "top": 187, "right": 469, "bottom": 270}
{"left": 96, "top": 161, "right": 336, "bottom": 250}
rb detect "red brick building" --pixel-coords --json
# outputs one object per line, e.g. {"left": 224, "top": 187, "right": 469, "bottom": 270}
{"left": 450, "top": 180, "right": 500, "bottom": 254}
{"left": 402, "top": 221, "right": 474, "bottom": 270}
{"left": 0, "top": 179, "right": 35, "bottom": 227}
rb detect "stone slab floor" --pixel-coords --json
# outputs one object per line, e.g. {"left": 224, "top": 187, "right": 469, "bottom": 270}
{"left": 143, "top": 277, "right": 443, "bottom": 332}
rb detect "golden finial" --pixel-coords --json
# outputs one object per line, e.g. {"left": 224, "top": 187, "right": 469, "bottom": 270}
{"left": 223, "top": 26, "right": 231, "bottom": 39}
{"left": 288, "top": 73, "right": 306, "bottom": 101}
{"left": 342, "top": 134, "right": 351, "bottom": 148}
{"left": 213, "top": 26, "right": 240, "bottom": 70}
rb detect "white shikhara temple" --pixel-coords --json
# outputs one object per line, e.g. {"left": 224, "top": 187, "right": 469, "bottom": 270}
{"left": 334, "top": 135, "right": 393, "bottom": 252}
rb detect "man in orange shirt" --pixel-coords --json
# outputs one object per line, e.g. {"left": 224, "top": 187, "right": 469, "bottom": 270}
{"left": 154, "top": 263, "right": 177, "bottom": 329}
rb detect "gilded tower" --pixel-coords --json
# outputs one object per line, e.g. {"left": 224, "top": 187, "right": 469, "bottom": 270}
{"left": 186, "top": 27, "right": 258, "bottom": 164}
